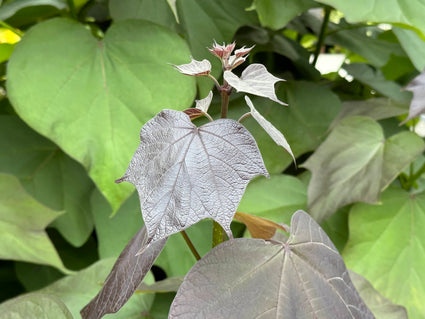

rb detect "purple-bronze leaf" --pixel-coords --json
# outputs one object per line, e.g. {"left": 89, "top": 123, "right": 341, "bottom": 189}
{"left": 402, "top": 68, "right": 425, "bottom": 124}
{"left": 169, "top": 210, "right": 374, "bottom": 319}
{"left": 80, "top": 226, "right": 167, "bottom": 319}
{"left": 223, "top": 63, "right": 287, "bottom": 105}
{"left": 172, "top": 57, "right": 211, "bottom": 76}
{"left": 195, "top": 91, "right": 213, "bottom": 113}
{"left": 118, "top": 110, "right": 269, "bottom": 245}
{"left": 245, "top": 96, "right": 295, "bottom": 163}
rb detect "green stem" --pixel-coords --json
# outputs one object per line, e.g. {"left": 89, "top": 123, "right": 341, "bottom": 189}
{"left": 0, "top": 20, "right": 23, "bottom": 37}
{"left": 212, "top": 221, "right": 225, "bottom": 248}
{"left": 180, "top": 230, "right": 201, "bottom": 260}
{"left": 66, "top": 0, "right": 78, "bottom": 20}
{"left": 405, "top": 161, "right": 425, "bottom": 190}
{"left": 312, "top": 6, "right": 332, "bottom": 66}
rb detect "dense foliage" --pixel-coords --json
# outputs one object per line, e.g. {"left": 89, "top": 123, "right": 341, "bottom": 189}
{"left": 0, "top": 0, "right": 424, "bottom": 318}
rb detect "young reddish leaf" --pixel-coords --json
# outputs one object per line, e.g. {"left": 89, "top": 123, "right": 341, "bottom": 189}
{"left": 117, "top": 110, "right": 269, "bottom": 245}
{"left": 402, "top": 69, "right": 425, "bottom": 123}
{"left": 223, "top": 64, "right": 286, "bottom": 105}
{"left": 183, "top": 108, "right": 204, "bottom": 121}
{"left": 80, "top": 226, "right": 167, "bottom": 319}
{"left": 172, "top": 57, "right": 211, "bottom": 76}
{"left": 169, "top": 211, "right": 374, "bottom": 318}
{"left": 234, "top": 211, "right": 288, "bottom": 240}
{"left": 245, "top": 96, "right": 295, "bottom": 163}
{"left": 195, "top": 91, "right": 213, "bottom": 113}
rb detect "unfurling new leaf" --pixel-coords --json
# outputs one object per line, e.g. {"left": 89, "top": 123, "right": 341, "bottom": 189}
{"left": 117, "top": 109, "right": 269, "bottom": 246}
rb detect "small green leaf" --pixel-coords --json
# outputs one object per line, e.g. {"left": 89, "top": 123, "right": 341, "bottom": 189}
{"left": 7, "top": 18, "right": 196, "bottom": 213}
{"left": 0, "top": 173, "right": 67, "bottom": 272}
{"left": 343, "top": 187, "right": 425, "bottom": 318}
{"left": 0, "top": 293, "right": 73, "bottom": 319}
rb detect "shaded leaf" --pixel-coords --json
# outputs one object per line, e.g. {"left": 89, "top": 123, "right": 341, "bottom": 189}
{"left": 0, "top": 0, "right": 67, "bottom": 21}
{"left": 7, "top": 18, "right": 196, "bottom": 213}
{"left": 0, "top": 173, "right": 67, "bottom": 272}
{"left": 39, "top": 258, "right": 155, "bottom": 319}
{"left": 234, "top": 211, "right": 288, "bottom": 239}
{"left": 137, "top": 276, "right": 184, "bottom": 293}
{"left": 0, "top": 115, "right": 94, "bottom": 247}
{"left": 343, "top": 63, "right": 412, "bottom": 103}
{"left": 349, "top": 270, "right": 408, "bottom": 319}
{"left": 402, "top": 69, "right": 425, "bottom": 123}
{"left": 172, "top": 57, "right": 211, "bottom": 76}
{"left": 224, "top": 64, "right": 286, "bottom": 105}
{"left": 0, "top": 293, "right": 73, "bottom": 319}
{"left": 252, "top": 0, "right": 318, "bottom": 30}
{"left": 343, "top": 187, "right": 425, "bottom": 318}
{"left": 169, "top": 210, "right": 373, "bottom": 318}
{"left": 118, "top": 109, "right": 269, "bottom": 244}
{"left": 245, "top": 95, "right": 295, "bottom": 162}
{"left": 393, "top": 27, "right": 425, "bottom": 71}
{"left": 330, "top": 98, "right": 408, "bottom": 130}
{"left": 81, "top": 226, "right": 167, "bottom": 319}
{"left": 303, "top": 116, "right": 424, "bottom": 221}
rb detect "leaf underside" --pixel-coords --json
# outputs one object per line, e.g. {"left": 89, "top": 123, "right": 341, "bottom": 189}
{"left": 169, "top": 210, "right": 374, "bottom": 318}
{"left": 118, "top": 109, "right": 269, "bottom": 245}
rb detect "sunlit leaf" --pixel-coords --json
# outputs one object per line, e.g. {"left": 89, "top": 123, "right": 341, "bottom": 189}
{"left": 81, "top": 226, "right": 167, "bottom": 318}
{"left": 0, "top": 173, "right": 67, "bottom": 272}
{"left": 244, "top": 95, "right": 295, "bottom": 162}
{"left": 343, "top": 187, "right": 425, "bottom": 318}
{"left": 169, "top": 210, "right": 373, "bottom": 318}
{"left": 7, "top": 18, "right": 196, "bottom": 213}
{"left": 195, "top": 91, "right": 213, "bottom": 113}
{"left": 172, "top": 57, "right": 211, "bottom": 76}
{"left": 349, "top": 270, "right": 408, "bottom": 319}
{"left": 224, "top": 64, "right": 286, "bottom": 105}
{"left": 118, "top": 109, "right": 269, "bottom": 244}
{"left": 0, "top": 293, "right": 73, "bottom": 319}
{"left": 402, "top": 69, "right": 425, "bottom": 123}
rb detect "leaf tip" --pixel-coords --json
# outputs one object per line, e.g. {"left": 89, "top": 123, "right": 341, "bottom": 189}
{"left": 115, "top": 176, "right": 127, "bottom": 183}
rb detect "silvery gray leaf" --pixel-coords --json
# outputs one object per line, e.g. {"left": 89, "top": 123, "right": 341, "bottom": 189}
{"left": 402, "top": 67, "right": 425, "bottom": 123}
{"left": 118, "top": 109, "right": 269, "bottom": 244}
{"left": 195, "top": 91, "right": 213, "bottom": 113}
{"left": 172, "top": 57, "right": 211, "bottom": 76}
{"left": 169, "top": 211, "right": 374, "bottom": 319}
{"left": 223, "top": 63, "right": 286, "bottom": 105}
{"left": 245, "top": 95, "right": 295, "bottom": 163}
{"left": 80, "top": 226, "right": 167, "bottom": 319}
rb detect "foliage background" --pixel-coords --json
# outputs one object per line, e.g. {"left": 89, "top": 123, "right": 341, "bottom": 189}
{"left": 0, "top": 0, "right": 424, "bottom": 318}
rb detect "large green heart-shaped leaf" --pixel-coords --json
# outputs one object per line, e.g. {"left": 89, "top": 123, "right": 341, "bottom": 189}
{"left": 303, "top": 116, "right": 424, "bottom": 221}
{"left": 0, "top": 115, "right": 94, "bottom": 247}
{"left": 0, "top": 173, "right": 67, "bottom": 272}
{"left": 315, "top": 0, "right": 425, "bottom": 37}
{"left": 393, "top": 27, "right": 425, "bottom": 71}
{"left": 343, "top": 187, "right": 425, "bottom": 319}
{"left": 7, "top": 18, "right": 196, "bottom": 213}
{"left": 0, "top": 293, "right": 73, "bottom": 319}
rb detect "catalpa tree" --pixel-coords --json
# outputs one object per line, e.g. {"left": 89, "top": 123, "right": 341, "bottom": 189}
{"left": 81, "top": 42, "right": 373, "bottom": 319}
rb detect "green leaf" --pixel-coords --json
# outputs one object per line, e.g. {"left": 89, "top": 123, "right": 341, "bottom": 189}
{"left": 7, "top": 18, "right": 196, "bottom": 213}
{"left": 330, "top": 98, "right": 408, "bottom": 130}
{"left": 0, "top": 115, "right": 94, "bottom": 247}
{"left": 303, "top": 116, "right": 424, "bottom": 221}
{"left": 0, "top": 293, "right": 73, "bottom": 319}
{"left": 251, "top": 0, "right": 318, "bottom": 30}
{"left": 0, "top": 173, "right": 67, "bottom": 272}
{"left": 39, "top": 258, "right": 155, "bottom": 318}
{"left": 393, "top": 27, "right": 425, "bottom": 71}
{"left": 91, "top": 189, "right": 143, "bottom": 259}
{"left": 349, "top": 270, "right": 408, "bottom": 319}
{"left": 343, "top": 187, "right": 425, "bottom": 319}
{"left": 0, "top": 43, "right": 14, "bottom": 64}
{"left": 109, "top": 0, "right": 179, "bottom": 31}
{"left": 0, "top": 0, "right": 67, "bottom": 21}
{"left": 238, "top": 174, "right": 307, "bottom": 225}
{"left": 343, "top": 63, "right": 412, "bottom": 103}
{"left": 315, "top": 0, "right": 425, "bottom": 37}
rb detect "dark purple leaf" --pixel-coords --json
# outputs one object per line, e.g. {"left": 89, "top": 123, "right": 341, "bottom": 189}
{"left": 169, "top": 211, "right": 374, "bottom": 318}
{"left": 80, "top": 226, "right": 167, "bottom": 319}
{"left": 117, "top": 110, "right": 269, "bottom": 245}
